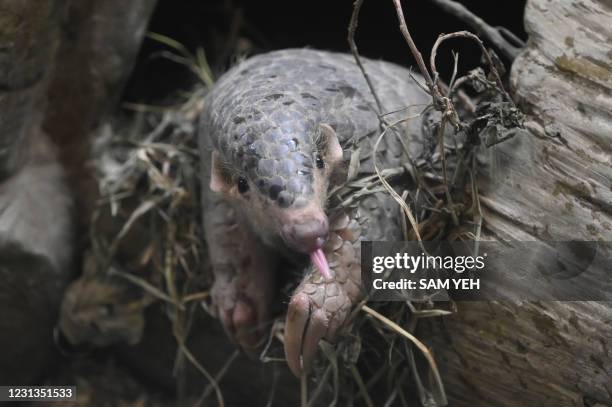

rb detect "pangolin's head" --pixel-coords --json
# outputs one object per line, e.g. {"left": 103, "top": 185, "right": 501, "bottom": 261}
{"left": 207, "top": 96, "right": 344, "bottom": 267}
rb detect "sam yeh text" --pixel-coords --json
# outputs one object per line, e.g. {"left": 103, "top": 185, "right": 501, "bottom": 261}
{"left": 373, "top": 278, "right": 480, "bottom": 290}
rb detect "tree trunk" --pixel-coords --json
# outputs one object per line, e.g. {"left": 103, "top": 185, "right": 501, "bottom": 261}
{"left": 0, "top": 0, "right": 155, "bottom": 384}
{"left": 423, "top": 1, "right": 612, "bottom": 405}
{"left": 42, "top": 0, "right": 158, "bottom": 231}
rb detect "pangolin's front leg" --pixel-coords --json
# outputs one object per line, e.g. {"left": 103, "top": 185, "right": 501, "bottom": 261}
{"left": 205, "top": 196, "right": 278, "bottom": 352}
{"left": 284, "top": 207, "right": 364, "bottom": 376}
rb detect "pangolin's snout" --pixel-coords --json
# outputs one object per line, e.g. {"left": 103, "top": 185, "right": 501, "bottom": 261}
{"left": 281, "top": 215, "right": 329, "bottom": 253}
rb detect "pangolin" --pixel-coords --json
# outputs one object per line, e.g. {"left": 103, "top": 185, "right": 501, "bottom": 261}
{"left": 199, "top": 49, "right": 429, "bottom": 376}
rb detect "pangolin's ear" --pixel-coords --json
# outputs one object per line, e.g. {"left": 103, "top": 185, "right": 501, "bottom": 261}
{"left": 209, "top": 150, "right": 231, "bottom": 193}
{"left": 320, "top": 123, "right": 343, "bottom": 165}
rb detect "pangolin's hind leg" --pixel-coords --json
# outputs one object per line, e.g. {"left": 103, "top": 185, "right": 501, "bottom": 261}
{"left": 205, "top": 195, "right": 278, "bottom": 352}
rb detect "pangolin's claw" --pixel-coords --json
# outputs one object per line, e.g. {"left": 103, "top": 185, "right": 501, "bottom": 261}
{"left": 284, "top": 208, "right": 362, "bottom": 377}
{"left": 301, "top": 309, "right": 328, "bottom": 374}
{"left": 212, "top": 274, "right": 270, "bottom": 354}
{"left": 284, "top": 293, "right": 310, "bottom": 375}
{"left": 284, "top": 293, "right": 329, "bottom": 376}
{"left": 284, "top": 280, "right": 353, "bottom": 376}
{"left": 215, "top": 293, "right": 263, "bottom": 352}
{"left": 232, "top": 299, "right": 261, "bottom": 352}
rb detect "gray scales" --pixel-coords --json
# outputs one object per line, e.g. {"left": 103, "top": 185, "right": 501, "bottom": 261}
{"left": 198, "top": 48, "right": 431, "bottom": 375}
{"left": 200, "top": 48, "right": 429, "bottom": 210}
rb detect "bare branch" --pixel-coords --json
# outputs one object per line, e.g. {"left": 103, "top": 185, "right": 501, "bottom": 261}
{"left": 496, "top": 26, "right": 526, "bottom": 48}
{"left": 348, "top": 0, "right": 385, "bottom": 112}
{"left": 430, "top": 30, "right": 512, "bottom": 103}
{"left": 390, "top": 0, "right": 436, "bottom": 95}
{"left": 390, "top": 0, "right": 462, "bottom": 129}
{"left": 429, "top": 0, "right": 522, "bottom": 60}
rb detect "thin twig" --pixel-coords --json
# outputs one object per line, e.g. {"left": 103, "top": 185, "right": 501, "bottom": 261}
{"left": 391, "top": 0, "right": 436, "bottom": 94}
{"left": 448, "top": 51, "right": 460, "bottom": 91}
{"left": 109, "top": 268, "right": 180, "bottom": 308}
{"left": 470, "top": 157, "right": 483, "bottom": 256}
{"left": 195, "top": 350, "right": 240, "bottom": 406}
{"left": 437, "top": 117, "right": 459, "bottom": 225}
{"left": 348, "top": 0, "right": 385, "bottom": 112}
{"left": 430, "top": 30, "right": 512, "bottom": 103}
{"left": 176, "top": 339, "right": 225, "bottom": 407}
{"left": 372, "top": 115, "right": 427, "bottom": 251}
{"left": 350, "top": 364, "right": 375, "bottom": 407}
{"left": 307, "top": 365, "right": 332, "bottom": 407}
{"left": 391, "top": 0, "right": 462, "bottom": 132}
{"left": 362, "top": 305, "right": 447, "bottom": 406}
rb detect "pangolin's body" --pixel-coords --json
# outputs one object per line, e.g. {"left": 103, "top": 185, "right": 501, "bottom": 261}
{"left": 198, "top": 49, "right": 429, "bottom": 375}
{"left": 200, "top": 48, "right": 428, "bottom": 211}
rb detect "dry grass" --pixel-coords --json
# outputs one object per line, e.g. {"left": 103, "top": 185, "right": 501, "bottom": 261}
{"left": 82, "top": 1, "right": 523, "bottom": 405}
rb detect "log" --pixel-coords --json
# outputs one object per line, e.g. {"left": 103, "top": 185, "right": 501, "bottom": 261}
{"left": 0, "top": 0, "right": 71, "bottom": 384}
{"left": 42, "top": 0, "right": 158, "bottom": 230}
{"left": 0, "top": 0, "right": 155, "bottom": 384}
{"left": 422, "top": 1, "right": 612, "bottom": 405}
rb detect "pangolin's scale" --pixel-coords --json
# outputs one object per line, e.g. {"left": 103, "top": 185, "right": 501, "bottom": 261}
{"left": 200, "top": 48, "right": 429, "bottom": 216}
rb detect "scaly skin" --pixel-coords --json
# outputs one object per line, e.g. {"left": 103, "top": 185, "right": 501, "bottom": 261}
{"left": 200, "top": 49, "right": 428, "bottom": 207}
{"left": 205, "top": 193, "right": 278, "bottom": 351}
{"left": 199, "top": 49, "right": 429, "bottom": 373}
{"left": 284, "top": 189, "right": 405, "bottom": 375}
{"left": 284, "top": 206, "right": 363, "bottom": 375}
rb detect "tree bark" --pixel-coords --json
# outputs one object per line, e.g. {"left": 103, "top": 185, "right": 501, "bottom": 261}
{"left": 423, "top": 1, "right": 612, "bottom": 405}
{"left": 0, "top": 0, "right": 156, "bottom": 384}
{"left": 42, "top": 0, "right": 158, "bottom": 231}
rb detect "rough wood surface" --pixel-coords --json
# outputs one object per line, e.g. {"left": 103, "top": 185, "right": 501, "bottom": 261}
{"left": 43, "top": 0, "right": 158, "bottom": 231}
{"left": 0, "top": 0, "right": 155, "bottom": 384}
{"left": 0, "top": 0, "right": 69, "bottom": 384}
{"left": 0, "top": 1, "right": 59, "bottom": 180}
{"left": 423, "top": 1, "right": 612, "bottom": 405}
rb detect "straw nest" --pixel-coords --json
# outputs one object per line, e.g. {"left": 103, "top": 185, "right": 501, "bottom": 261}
{"left": 64, "top": 4, "right": 523, "bottom": 404}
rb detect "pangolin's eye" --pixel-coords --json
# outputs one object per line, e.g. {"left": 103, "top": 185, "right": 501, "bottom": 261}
{"left": 315, "top": 153, "right": 325, "bottom": 169}
{"left": 237, "top": 176, "right": 249, "bottom": 193}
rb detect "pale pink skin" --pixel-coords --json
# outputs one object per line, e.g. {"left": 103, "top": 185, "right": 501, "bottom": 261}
{"left": 207, "top": 123, "right": 354, "bottom": 376}
{"left": 283, "top": 208, "right": 363, "bottom": 376}
{"left": 207, "top": 189, "right": 361, "bottom": 378}
{"left": 310, "top": 248, "right": 332, "bottom": 280}
{"left": 205, "top": 198, "right": 278, "bottom": 353}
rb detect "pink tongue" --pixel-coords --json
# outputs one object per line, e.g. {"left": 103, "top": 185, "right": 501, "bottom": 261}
{"left": 310, "top": 248, "right": 332, "bottom": 280}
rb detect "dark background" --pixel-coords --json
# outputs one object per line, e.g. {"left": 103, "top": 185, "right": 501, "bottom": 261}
{"left": 124, "top": 0, "right": 527, "bottom": 102}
